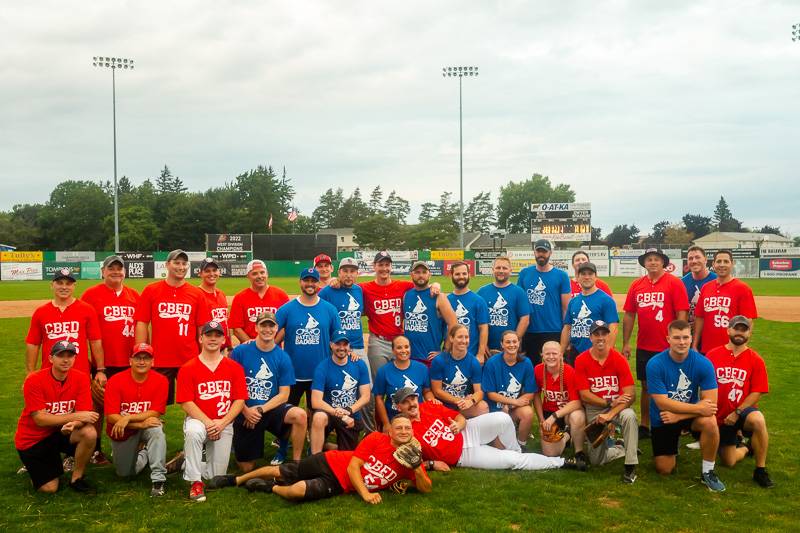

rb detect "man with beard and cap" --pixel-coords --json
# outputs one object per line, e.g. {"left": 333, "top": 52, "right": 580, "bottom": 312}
{"left": 446, "top": 262, "right": 490, "bottom": 363}
{"left": 403, "top": 261, "right": 458, "bottom": 366}
{"left": 477, "top": 256, "right": 530, "bottom": 353}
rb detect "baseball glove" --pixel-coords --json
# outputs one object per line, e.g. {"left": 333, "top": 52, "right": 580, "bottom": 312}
{"left": 541, "top": 423, "right": 565, "bottom": 443}
{"left": 584, "top": 419, "right": 615, "bottom": 449}
{"left": 390, "top": 479, "right": 411, "bottom": 495}
{"left": 393, "top": 438, "right": 423, "bottom": 469}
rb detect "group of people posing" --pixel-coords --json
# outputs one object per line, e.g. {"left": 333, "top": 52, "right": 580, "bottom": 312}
{"left": 15, "top": 241, "right": 773, "bottom": 504}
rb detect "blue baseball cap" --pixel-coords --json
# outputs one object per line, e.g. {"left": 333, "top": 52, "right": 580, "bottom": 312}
{"left": 331, "top": 330, "right": 350, "bottom": 344}
{"left": 300, "top": 267, "right": 320, "bottom": 281}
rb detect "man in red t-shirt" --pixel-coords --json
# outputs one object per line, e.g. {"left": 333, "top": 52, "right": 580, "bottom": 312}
{"left": 177, "top": 321, "right": 247, "bottom": 502}
{"left": 570, "top": 250, "right": 612, "bottom": 297}
{"left": 622, "top": 248, "right": 689, "bottom": 437}
{"left": 229, "top": 259, "right": 289, "bottom": 343}
{"left": 693, "top": 250, "right": 758, "bottom": 354}
{"left": 575, "top": 321, "right": 639, "bottom": 483}
{"left": 134, "top": 249, "right": 209, "bottom": 404}
{"left": 706, "top": 316, "right": 773, "bottom": 488}
{"left": 197, "top": 257, "right": 231, "bottom": 351}
{"left": 104, "top": 342, "right": 170, "bottom": 497}
{"left": 15, "top": 341, "right": 99, "bottom": 494}
{"left": 208, "top": 414, "right": 432, "bottom": 503}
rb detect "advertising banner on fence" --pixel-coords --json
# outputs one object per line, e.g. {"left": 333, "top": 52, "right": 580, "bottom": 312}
{"left": 125, "top": 261, "right": 155, "bottom": 279}
{"left": 760, "top": 258, "right": 800, "bottom": 278}
{"left": 207, "top": 234, "right": 253, "bottom": 252}
{"left": 507, "top": 249, "right": 610, "bottom": 276}
{"left": 431, "top": 250, "right": 464, "bottom": 261}
{"left": 442, "top": 260, "right": 475, "bottom": 276}
{"left": 0, "top": 251, "right": 43, "bottom": 262}
{"left": 760, "top": 246, "right": 800, "bottom": 258}
{"left": 56, "top": 251, "right": 96, "bottom": 262}
{"left": 354, "top": 250, "right": 419, "bottom": 262}
{"left": 118, "top": 252, "right": 155, "bottom": 261}
{"left": 208, "top": 251, "right": 253, "bottom": 262}
{"left": 609, "top": 249, "right": 683, "bottom": 277}
{"left": 476, "top": 260, "right": 494, "bottom": 276}
{"left": 0, "top": 262, "right": 43, "bottom": 280}
{"left": 43, "top": 262, "right": 82, "bottom": 280}
{"left": 80, "top": 262, "right": 102, "bottom": 280}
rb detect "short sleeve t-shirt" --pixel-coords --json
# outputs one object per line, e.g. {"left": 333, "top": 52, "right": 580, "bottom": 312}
{"left": 476, "top": 283, "right": 530, "bottom": 350}
{"left": 199, "top": 287, "right": 231, "bottom": 348}
{"left": 319, "top": 285, "right": 365, "bottom": 349}
{"left": 15, "top": 368, "right": 92, "bottom": 450}
{"left": 681, "top": 271, "right": 717, "bottom": 324}
{"left": 373, "top": 361, "right": 431, "bottom": 418}
{"left": 81, "top": 283, "right": 140, "bottom": 367}
{"left": 275, "top": 298, "right": 341, "bottom": 381}
{"left": 574, "top": 349, "right": 635, "bottom": 401}
{"left": 563, "top": 290, "right": 619, "bottom": 353}
{"left": 623, "top": 274, "right": 690, "bottom": 352}
{"left": 646, "top": 349, "right": 718, "bottom": 428}
{"left": 176, "top": 356, "right": 248, "bottom": 420}
{"left": 26, "top": 300, "right": 102, "bottom": 375}
{"left": 411, "top": 402, "right": 464, "bottom": 465}
{"left": 228, "top": 286, "right": 290, "bottom": 340}
{"left": 360, "top": 280, "right": 414, "bottom": 338}
{"left": 229, "top": 343, "right": 295, "bottom": 407}
{"left": 534, "top": 363, "right": 580, "bottom": 413}
{"left": 446, "top": 291, "right": 489, "bottom": 355}
{"left": 706, "top": 345, "right": 769, "bottom": 423}
{"left": 482, "top": 354, "right": 537, "bottom": 412}
{"left": 104, "top": 370, "right": 169, "bottom": 441}
{"left": 404, "top": 288, "right": 445, "bottom": 362}
{"left": 570, "top": 278, "right": 612, "bottom": 297}
{"left": 517, "top": 266, "right": 571, "bottom": 333}
{"left": 312, "top": 357, "right": 371, "bottom": 418}
{"left": 324, "top": 432, "right": 417, "bottom": 493}
{"left": 429, "top": 352, "right": 483, "bottom": 409}
{"left": 695, "top": 279, "right": 758, "bottom": 353}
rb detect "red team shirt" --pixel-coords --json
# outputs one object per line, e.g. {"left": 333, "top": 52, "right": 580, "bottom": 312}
{"left": 176, "top": 357, "right": 248, "bottom": 420}
{"left": 705, "top": 345, "right": 768, "bottom": 424}
{"left": 199, "top": 287, "right": 231, "bottom": 348}
{"left": 410, "top": 402, "right": 464, "bottom": 466}
{"left": 570, "top": 278, "right": 612, "bottom": 297}
{"left": 623, "top": 273, "right": 690, "bottom": 352}
{"left": 26, "top": 300, "right": 102, "bottom": 374}
{"left": 574, "top": 349, "right": 635, "bottom": 401}
{"left": 134, "top": 281, "right": 209, "bottom": 368}
{"left": 695, "top": 279, "right": 758, "bottom": 353}
{"left": 324, "top": 432, "right": 418, "bottom": 493}
{"left": 228, "top": 286, "right": 290, "bottom": 340}
{"left": 104, "top": 370, "right": 169, "bottom": 441}
{"left": 81, "top": 284, "right": 140, "bottom": 367}
{"left": 15, "top": 368, "right": 92, "bottom": 450}
{"left": 360, "top": 280, "right": 414, "bottom": 338}
{"left": 534, "top": 363, "right": 580, "bottom": 412}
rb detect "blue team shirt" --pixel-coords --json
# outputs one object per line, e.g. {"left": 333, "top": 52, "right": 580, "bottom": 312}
{"left": 230, "top": 343, "right": 295, "bottom": 407}
{"left": 646, "top": 349, "right": 718, "bottom": 428}
{"left": 373, "top": 361, "right": 431, "bottom": 419}
{"left": 563, "top": 290, "right": 619, "bottom": 353}
{"left": 319, "top": 284, "right": 365, "bottom": 349}
{"left": 482, "top": 354, "right": 537, "bottom": 412}
{"left": 275, "top": 298, "right": 341, "bottom": 381}
{"left": 517, "top": 266, "right": 571, "bottom": 333}
{"left": 403, "top": 288, "right": 444, "bottom": 362}
{"left": 477, "top": 283, "right": 530, "bottom": 350}
{"left": 311, "top": 357, "right": 371, "bottom": 419}
{"left": 681, "top": 271, "right": 718, "bottom": 323}
{"left": 446, "top": 291, "right": 489, "bottom": 356}
{"left": 429, "top": 351, "right": 483, "bottom": 409}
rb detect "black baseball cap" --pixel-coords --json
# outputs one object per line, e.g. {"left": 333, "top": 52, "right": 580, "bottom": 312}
{"left": 50, "top": 341, "right": 78, "bottom": 356}
{"left": 392, "top": 387, "right": 419, "bottom": 405}
{"left": 590, "top": 320, "right": 611, "bottom": 335}
{"left": 374, "top": 251, "right": 392, "bottom": 263}
{"left": 577, "top": 262, "right": 597, "bottom": 274}
{"left": 102, "top": 255, "right": 124, "bottom": 268}
{"left": 534, "top": 239, "right": 552, "bottom": 252}
{"left": 200, "top": 257, "right": 219, "bottom": 271}
{"left": 52, "top": 267, "right": 76, "bottom": 282}
{"left": 201, "top": 321, "right": 225, "bottom": 335}
{"left": 728, "top": 315, "right": 751, "bottom": 330}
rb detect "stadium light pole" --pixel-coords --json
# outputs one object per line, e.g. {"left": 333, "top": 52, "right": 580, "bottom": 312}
{"left": 442, "top": 65, "right": 479, "bottom": 251}
{"left": 93, "top": 56, "right": 134, "bottom": 253}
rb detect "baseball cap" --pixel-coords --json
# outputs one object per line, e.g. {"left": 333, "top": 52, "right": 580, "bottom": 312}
{"left": 246, "top": 259, "right": 267, "bottom": 274}
{"left": 201, "top": 320, "right": 225, "bottom": 335}
{"left": 50, "top": 340, "right": 78, "bottom": 356}
{"left": 131, "top": 342, "right": 154, "bottom": 358}
{"left": 331, "top": 330, "right": 350, "bottom": 344}
{"left": 392, "top": 387, "right": 419, "bottom": 405}
{"left": 411, "top": 260, "right": 429, "bottom": 271}
{"left": 338, "top": 257, "right": 359, "bottom": 269}
{"left": 313, "top": 254, "right": 332, "bottom": 266}
{"left": 728, "top": 315, "right": 751, "bottom": 330}
{"left": 590, "top": 320, "right": 611, "bottom": 335}
{"left": 52, "top": 267, "right": 77, "bottom": 282}
{"left": 577, "top": 262, "right": 597, "bottom": 274}
{"left": 166, "top": 249, "right": 189, "bottom": 262}
{"left": 374, "top": 251, "right": 392, "bottom": 263}
{"left": 534, "top": 239, "right": 552, "bottom": 252}
{"left": 300, "top": 267, "right": 320, "bottom": 281}
{"left": 255, "top": 311, "right": 277, "bottom": 325}
{"left": 638, "top": 247, "right": 670, "bottom": 268}
{"left": 102, "top": 255, "right": 124, "bottom": 269}
{"left": 200, "top": 257, "right": 219, "bottom": 271}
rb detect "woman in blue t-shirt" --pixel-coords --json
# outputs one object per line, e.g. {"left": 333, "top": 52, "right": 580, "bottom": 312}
{"left": 430, "top": 324, "right": 489, "bottom": 418}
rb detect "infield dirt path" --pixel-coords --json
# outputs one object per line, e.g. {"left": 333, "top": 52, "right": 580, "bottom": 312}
{"left": 1, "top": 295, "right": 799, "bottom": 322}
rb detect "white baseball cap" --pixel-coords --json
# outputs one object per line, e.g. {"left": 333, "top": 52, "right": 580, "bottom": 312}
{"left": 246, "top": 259, "right": 267, "bottom": 274}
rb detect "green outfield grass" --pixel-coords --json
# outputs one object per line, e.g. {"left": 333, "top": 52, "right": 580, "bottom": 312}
{"left": 1, "top": 276, "right": 799, "bottom": 301}
{"left": 1, "top": 316, "right": 798, "bottom": 532}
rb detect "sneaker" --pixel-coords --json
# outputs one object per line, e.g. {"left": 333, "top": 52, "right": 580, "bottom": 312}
{"left": 189, "top": 481, "right": 206, "bottom": 502}
{"left": 637, "top": 426, "right": 651, "bottom": 440}
{"left": 700, "top": 470, "right": 726, "bottom": 492}
{"left": 69, "top": 477, "right": 96, "bottom": 494}
{"left": 90, "top": 451, "right": 111, "bottom": 465}
{"left": 753, "top": 468, "right": 774, "bottom": 488}
{"left": 208, "top": 475, "right": 237, "bottom": 489}
{"left": 686, "top": 441, "right": 701, "bottom": 450}
{"left": 150, "top": 481, "right": 166, "bottom": 497}
{"left": 270, "top": 448, "right": 287, "bottom": 466}
{"left": 622, "top": 465, "right": 637, "bottom": 484}
{"left": 166, "top": 451, "right": 185, "bottom": 474}
{"left": 574, "top": 451, "right": 588, "bottom": 472}
{"left": 16, "top": 465, "right": 27, "bottom": 475}
{"left": 62, "top": 456, "right": 75, "bottom": 472}
{"left": 561, "top": 456, "right": 587, "bottom": 472}
{"left": 245, "top": 478, "right": 275, "bottom": 493}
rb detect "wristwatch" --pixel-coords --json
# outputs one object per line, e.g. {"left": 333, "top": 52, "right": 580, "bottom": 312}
{"left": 735, "top": 408, "right": 743, "bottom": 416}
{"left": 256, "top": 406, "right": 264, "bottom": 414}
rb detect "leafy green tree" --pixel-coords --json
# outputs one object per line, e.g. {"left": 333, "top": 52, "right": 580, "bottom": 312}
{"left": 384, "top": 191, "right": 410, "bottom": 224}
{"left": 403, "top": 220, "right": 458, "bottom": 249}
{"left": 663, "top": 224, "right": 694, "bottom": 245}
{"left": 755, "top": 225, "right": 783, "bottom": 236}
{"left": 463, "top": 191, "right": 496, "bottom": 232}
{"left": 226, "top": 166, "right": 295, "bottom": 234}
{"left": 160, "top": 193, "right": 220, "bottom": 250}
{"left": 290, "top": 213, "right": 318, "bottom": 234}
{"left": 354, "top": 214, "right": 402, "bottom": 249}
{"left": 338, "top": 188, "right": 368, "bottom": 227}
{"left": 105, "top": 205, "right": 160, "bottom": 250}
{"left": 646, "top": 220, "right": 670, "bottom": 244}
{"left": 38, "top": 180, "right": 112, "bottom": 249}
{"left": 418, "top": 202, "right": 437, "bottom": 223}
{"left": 713, "top": 196, "right": 743, "bottom": 232}
{"left": 0, "top": 204, "right": 44, "bottom": 249}
{"left": 605, "top": 224, "right": 640, "bottom": 247}
{"left": 155, "top": 165, "right": 187, "bottom": 194}
{"left": 368, "top": 186, "right": 384, "bottom": 215}
{"left": 591, "top": 226, "right": 604, "bottom": 244}
{"left": 313, "top": 188, "right": 345, "bottom": 229}
{"left": 682, "top": 213, "right": 712, "bottom": 239}
{"left": 497, "top": 174, "right": 575, "bottom": 233}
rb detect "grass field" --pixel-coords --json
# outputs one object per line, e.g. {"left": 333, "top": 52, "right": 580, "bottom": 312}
{"left": 1, "top": 314, "right": 798, "bottom": 532}
{"left": 1, "top": 276, "right": 799, "bottom": 301}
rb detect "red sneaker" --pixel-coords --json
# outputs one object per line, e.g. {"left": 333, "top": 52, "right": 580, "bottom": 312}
{"left": 189, "top": 481, "right": 206, "bottom": 502}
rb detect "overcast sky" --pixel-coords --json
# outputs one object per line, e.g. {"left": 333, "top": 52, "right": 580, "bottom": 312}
{"left": 2, "top": 1, "right": 799, "bottom": 237}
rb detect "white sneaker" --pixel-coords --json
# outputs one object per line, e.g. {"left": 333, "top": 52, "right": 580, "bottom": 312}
{"left": 63, "top": 456, "right": 75, "bottom": 472}
{"left": 686, "top": 441, "right": 701, "bottom": 450}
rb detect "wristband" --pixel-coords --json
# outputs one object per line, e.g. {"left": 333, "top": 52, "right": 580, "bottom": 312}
{"left": 427, "top": 460, "right": 435, "bottom": 470}
{"left": 96, "top": 368, "right": 106, "bottom": 372}
{"left": 735, "top": 408, "right": 742, "bottom": 416}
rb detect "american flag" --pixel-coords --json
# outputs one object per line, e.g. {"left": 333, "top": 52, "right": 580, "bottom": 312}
{"left": 287, "top": 209, "right": 298, "bottom": 222}
{"left": 267, "top": 214, "right": 273, "bottom": 230}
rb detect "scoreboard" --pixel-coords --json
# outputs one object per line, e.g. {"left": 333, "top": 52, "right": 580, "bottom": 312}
{"left": 530, "top": 202, "right": 591, "bottom": 242}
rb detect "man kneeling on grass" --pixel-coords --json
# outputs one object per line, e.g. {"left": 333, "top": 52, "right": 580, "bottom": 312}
{"left": 208, "top": 414, "right": 432, "bottom": 504}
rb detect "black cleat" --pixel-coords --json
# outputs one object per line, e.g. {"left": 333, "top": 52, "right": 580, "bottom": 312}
{"left": 245, "top": 478, "right": 276, "bottom": 493}
{"left": 208, "top": 475, "right": 237, "bottom": 489}
{"left": 69, "top": 477, "right": 96, "bottom": 494}
{"left": 753, "top": 468, "right": 774, "bottom": 488}
{"left": 622, "top": 465, "right": 637, "bottom": 484}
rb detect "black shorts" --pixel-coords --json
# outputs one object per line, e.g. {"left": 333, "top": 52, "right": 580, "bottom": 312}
{"left": 232, "top": 403, "right": 294, "bottom": 462}
{"left": 719, "top": 407, "right": 758, "bottom": 447}
{"left": 522, "top": 332, "right": 561, "bottom": 366}
{"left": 543, "top": 410, "right": 568, "bottom": 431}
{"left": 153, "top": 367, "right": 180, "bottom": 405}
{"left": 315, "top": 411, "right": 364, "bottom": 451}
{"left": 651, "top": 419, "right": 700, "bottom": 457}
{"left": 17, "top": 431, "right": 77, "bottom": 489}
{"left": 289, "top": 381, "right": 313, "bottom": 408}
{"left": 279, "top": 452, "right": 344, "bottom": 501}
{"left": 636, "top": 349, "right": 660, "bottom": 381}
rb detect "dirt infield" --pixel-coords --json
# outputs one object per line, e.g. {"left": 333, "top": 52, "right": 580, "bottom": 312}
{"left": 1, "top": 295, "right": 799, "bottom": 322}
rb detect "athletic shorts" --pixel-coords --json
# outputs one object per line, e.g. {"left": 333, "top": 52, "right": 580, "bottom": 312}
{"left": 522, "top": 332, "right": 561, "bottom": 366}
{"left": 543, "top": 410, "right": 568, "bottom": 431}
{"left": 279, "top": 452, "right": 344, "bottom": 501}
{"left": 153, "top": 367, "right": 180, "bottom": 405}
{"left": 636, "top": 349, "right": 660, "bottom": 381}
{"left": 232, "top": 403, "right": 294, "bottom": 462}
{"left": 719, "top": 407, "right": 758, "bottom": 447}
{"left": 289, "top": 381, "right": 313, "bottom": 408}
{"left": 315, "top": 410, "right": 363, "bottom": 451}
{"left": 17, "top": 431, "right": 77, "bottom": 489}
{"left": 651, "top": 419, "right": 700, "bottom": 457}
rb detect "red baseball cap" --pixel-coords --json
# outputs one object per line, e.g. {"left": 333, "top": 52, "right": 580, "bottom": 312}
{"left": 313, "top": 254, "right": 332, "bottom": 266}
{"left": 131, "top": 343, "right": 154, "bottom": 357}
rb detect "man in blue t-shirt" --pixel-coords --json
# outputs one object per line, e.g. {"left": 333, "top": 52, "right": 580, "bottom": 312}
{"left": 477, "top": 256, "right": 530, "bottom": 353}
{"left": 682, "top": 245, "right": 717, "bottom": 329}
{"left": 517, "top": 240, "right": 571, "bottom": 365}
{"left": 319, "top": 258, "right": 365, "bottom": 355}
{"left": 309, "top": 331, "right": 371, "bottom": 454}
{"left": 560, "top": 262, "right": 619, "bottom": 365}
{"left": 403, "top": 261, "right": 457, "bottom": 365}
{"left": 646, "top": 319, "right": 725, "bottom": 492}
{"left": 447, "top": 262, "right": 490, "bottom": 363}
{"left": 230, "top": 311, "right": 308, "bottom": 471}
